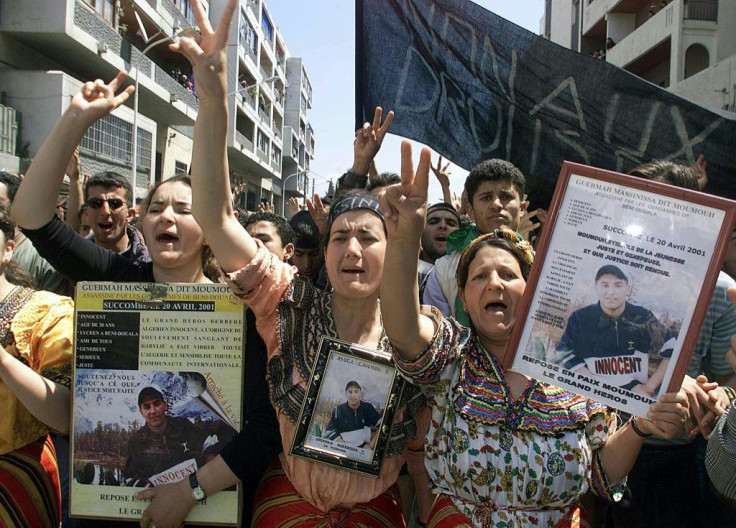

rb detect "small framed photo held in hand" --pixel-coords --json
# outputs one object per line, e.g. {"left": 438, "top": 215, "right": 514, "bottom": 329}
{"left": 503, "top": 162, "right": 736, "bottom": 417}
{"left": 291, "top": 337, "right": 404, "bottom": 477}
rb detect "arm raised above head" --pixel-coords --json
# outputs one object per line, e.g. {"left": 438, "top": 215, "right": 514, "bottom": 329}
{"left": 174, "top": 0, "right": 258, "bottom": 272}
{"left": 12, "top": 72, "right": 134, "bottom": 230}
{"left": 379, "top": 140, "right": 436, "bottom": 360}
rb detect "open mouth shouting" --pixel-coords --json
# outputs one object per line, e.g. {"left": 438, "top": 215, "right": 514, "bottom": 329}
{"left": 156, "top": 231, "right": 180, "bottom": 245}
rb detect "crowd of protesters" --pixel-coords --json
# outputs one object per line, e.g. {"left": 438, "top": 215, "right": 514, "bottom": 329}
{"left": 0, "top": 0, "right": 735, "bottom": 527}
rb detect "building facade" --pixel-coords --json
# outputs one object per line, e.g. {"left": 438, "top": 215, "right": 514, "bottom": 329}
{"left": 542, "top": 0, "right": 736, "bottom": 112}
{"left": 0, "top": 0, "right": 313, "bottom": 213}
{"left": 0, "top": 0, "right": 207, "bottom": 203}
{"left": 210, "top": 0, "right": 314, "bottom": 214}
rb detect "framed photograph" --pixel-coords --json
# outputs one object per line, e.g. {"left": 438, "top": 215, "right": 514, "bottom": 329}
{"left": 503, "top": 162, "right": 736, "bottom": 417}
{"left": 70, "top": 282, "right": 244, "bottom": 525}
{"left": 290, "top": 337, "right": 404, "bottom": 477}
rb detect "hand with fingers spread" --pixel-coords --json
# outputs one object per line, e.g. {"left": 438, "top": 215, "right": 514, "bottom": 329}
{"left": 518, "top": 208, "right": 544, "bottom": 241}
{"left": 351, "top": 107, "right": 394, "bottom": 176}
{"left": 258, "top": 201, "right": 274, "bottom": 214}
{"left": 72, "top": 71, "right": 135, "bottom": 128}
{"left": 380, "top": 140, "right": 431, "bottom": 242}
{"left": 305, "top": 194, "right": 329, "bottom": 235}
{"left": 287, "top": 197, "right": 303, "bottom": 217}
{"left": 691, "top": 154, "right": 708, "bottom": 190}
{"left": 430, "top": 155, "right": 451, "bottom": 190}
{"left": 169, "top": 0, "right": 238, "bottom": 103}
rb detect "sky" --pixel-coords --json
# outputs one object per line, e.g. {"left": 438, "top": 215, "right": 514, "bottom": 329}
{"left": 264, "top": 0, "right": 545, "bottom": 202}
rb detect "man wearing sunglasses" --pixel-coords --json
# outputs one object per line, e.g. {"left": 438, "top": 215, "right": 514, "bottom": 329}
{"left": 83, "top": 172, "right": 149, "bottom": 262}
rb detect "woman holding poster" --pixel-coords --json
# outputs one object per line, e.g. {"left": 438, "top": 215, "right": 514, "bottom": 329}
{"left": 0, "top": 208, "right": 74, "bottom": 527}
{"left": 377, "top": 141, "right": 691, "bottom": 527}
{"left": 171, "top": 1, "right": 428, "bottom": 525}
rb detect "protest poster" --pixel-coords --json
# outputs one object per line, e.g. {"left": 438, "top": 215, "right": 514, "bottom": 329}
{"left": 291, "top": 337, "right": 404, "bottom": 477}
{"left": 70, "top": 282, "right": 244, "bottom": 525}
{"left": 503, "top": 162, "right": 736, "bottom": 417}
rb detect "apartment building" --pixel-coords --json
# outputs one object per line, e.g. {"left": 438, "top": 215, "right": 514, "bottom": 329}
{"left": 210, "top": 0, "right": 314, "bottom": 213}
{"left": 542, "top": 0, "right": 736, "bottom": 113}
{"left": 0, "top": 0, "right": 207, "bottom": 203}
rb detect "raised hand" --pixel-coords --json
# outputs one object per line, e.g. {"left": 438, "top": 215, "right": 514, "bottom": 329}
{"left": 287, "top": 197, "right": 303, "bottom": 217}
{"left": 380, "top": 140, "right": 431, "bottom": 241}
{"left": 71, "top": 71, "right": 135, "bottom": 128}
{"left": 170, "top": 0, "right": 237, "bottom": 102}
{"left": 305, "top": 194, "right": 328, "bottom": 235}
{"left": 691, "top": 154, "right": 708, "bottom": 190}
{"left": 352, "top": 107, "right": 394, "bottom": 175}
{"left": 430, "top": 155, "right": 451, "bottom": 189}
{"left": 258, "top": 201, "right": 274, "bottom": 213}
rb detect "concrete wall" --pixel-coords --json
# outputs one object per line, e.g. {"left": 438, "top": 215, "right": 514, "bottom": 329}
{"left": 674, "top": 54, "right": 736, "bottom": 111}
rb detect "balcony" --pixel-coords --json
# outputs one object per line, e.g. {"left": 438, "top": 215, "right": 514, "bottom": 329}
{"left": 153, "top": 64, "right": 198, "bottom": 109}
{"left": 236, "top": 131, "right": 253, "bottom": 152}
{"left": 258, "top": 106, "right": 270, "bottom": 123}
{"left": 241, "top": 90, "right": 255, "bottom": 108}
{"left": 684, "top": 0, "right": 717, "bottom": 21}
{"left": 271, "top": 158, "right": 280, "bottom": 171}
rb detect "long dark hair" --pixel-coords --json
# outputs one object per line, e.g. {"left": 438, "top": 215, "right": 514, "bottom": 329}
{"left": 138, "top": 175, "right": 219, "bottom": 282}
{"left": 0, "top": 206, "right": 36, "bottom": 288}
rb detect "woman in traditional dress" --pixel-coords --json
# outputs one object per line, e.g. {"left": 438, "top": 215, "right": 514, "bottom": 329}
{"left": 169, "top": 1, "right": 427, "bottom": 525}
{"left": 0, "top": 207, "right": 74, "bottom": 527}
{"left": 377, "top": 143, "right": 691, "bottom": 527}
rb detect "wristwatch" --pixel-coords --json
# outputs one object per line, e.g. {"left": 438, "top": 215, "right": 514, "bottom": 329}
{"left": 189, "top": 472, "right": 206, "bottom": 502}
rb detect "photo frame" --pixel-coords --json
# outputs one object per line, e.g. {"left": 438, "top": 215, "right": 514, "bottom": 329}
{"left": 503, "top": 162, "right": 736, "bottom": 417}
{"left": 290, "top": 337, "right": 405, "bottom": 477}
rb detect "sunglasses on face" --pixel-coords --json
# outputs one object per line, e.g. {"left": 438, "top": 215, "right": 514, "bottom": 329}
{"left": 87, "top": 197, "right": 126, "bottom": 210}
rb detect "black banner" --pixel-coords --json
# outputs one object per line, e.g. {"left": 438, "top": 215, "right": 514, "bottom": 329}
{"left": 356, "top": 0, "right": 736, "bottom": 205}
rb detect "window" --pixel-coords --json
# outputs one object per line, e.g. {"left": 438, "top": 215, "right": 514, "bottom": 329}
{"left": 175, "top": 161, "right": 188, "bottom": 175}
{"left": 174, "top": 0, "right": 196, "bottom": 26}
{"left": 272, "top": 146, "right": 281, "bottom": 165}
{"left": 261, "top": 12, "right": 273, "bottom": 43}
{"left": 240, "top": 16, "right": 258, "bottom": 55}
{"left": 257, "top": 130, "right": 269, "bottom": 153}
{"left": 84, "top": 0, "right": 115, "bottom": 24}
{"left": 81, "top": 114, "right": 132, "bottom": 162}
{"left": 136, "top": 128, "right": 153, "bottom": 170}
{"left": 80, "top": 114, "right": 152, "bottom": 171}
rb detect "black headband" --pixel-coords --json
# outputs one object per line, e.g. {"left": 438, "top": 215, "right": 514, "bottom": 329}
{"left": 326, "top": 195, "right": 385, "bottom": 235}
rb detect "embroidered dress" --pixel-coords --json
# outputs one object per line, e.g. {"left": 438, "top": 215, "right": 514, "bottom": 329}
{"left": 394, "top": 308, "right": 621, "bottom": 528}
{"left": 0, "top": 287, "right": 74, "bottom": 527}
{"left": 223, "top": 242, "right": 424, "bottom": 513}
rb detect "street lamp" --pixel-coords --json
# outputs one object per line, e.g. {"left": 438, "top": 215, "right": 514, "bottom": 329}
{"left": 281, "top": 169, "right": 308, "bottom": 216}
{"left": 130, "top": 12, "right": 196, "bottom": 205}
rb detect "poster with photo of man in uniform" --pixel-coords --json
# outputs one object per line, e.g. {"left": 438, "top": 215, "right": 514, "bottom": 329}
{"left": 504, "top": 162, "right": 736, "bottom": 417}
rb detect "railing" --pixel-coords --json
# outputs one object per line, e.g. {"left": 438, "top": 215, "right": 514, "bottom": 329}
{"left": 236, "top": 131, "right": 253, "bottom": 151}
{"left": 258, "top": 107, "right": 270, "bottom": 123}
{"left": 247, "top": 46, "right": 258, "bottom": 64}
{"left": 684, "top": 0, "right": 718, "bottom": 21}
{"left": 241, "top": 90, "right": 255, "bottom": 108}
{"left": 154, "top": 64, "right": 199, "bottom": 109}
{"left": 0, "top": 104, "right": 18, "bottom": 155}
{"left": 256, "top": 147, "right": 269, "bottom": 164}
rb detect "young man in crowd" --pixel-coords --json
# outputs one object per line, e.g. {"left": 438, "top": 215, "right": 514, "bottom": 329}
{"left": 83, "top": 172, "right": 149, "bottom": 262}
{"left": 422, "top": 159, "right": 528, "bottom": 324}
